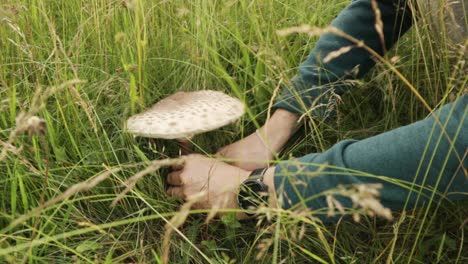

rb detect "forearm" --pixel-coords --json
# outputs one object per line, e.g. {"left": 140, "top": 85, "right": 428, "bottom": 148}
{"left": 257, "top": 109, "right": 300, "bottom": 153}
{"left": 274, "top": 96, "right": 467, "bottom": 221}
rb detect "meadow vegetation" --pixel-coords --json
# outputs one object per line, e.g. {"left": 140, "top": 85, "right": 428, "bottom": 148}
{"left": 0, "top": 0, "right": 466, "bottom": 263}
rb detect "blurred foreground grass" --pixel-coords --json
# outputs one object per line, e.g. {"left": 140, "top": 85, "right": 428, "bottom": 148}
{"left": 0, "top": 0, "right": 466, "bottom": 263}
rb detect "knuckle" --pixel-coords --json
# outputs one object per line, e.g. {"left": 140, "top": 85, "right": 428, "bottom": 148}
{"left": 168, "top": 176, "right": 176, "bottom": 185}
{"left": 182, "top": 188, "right": 189, "bottom": 199}
{"left": 179, "top": 173, "right": 187, "bottom": 183}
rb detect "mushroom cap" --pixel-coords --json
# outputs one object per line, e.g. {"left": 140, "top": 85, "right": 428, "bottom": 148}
{"left": 126, "top": 90, "right": 245, "bottom": 139}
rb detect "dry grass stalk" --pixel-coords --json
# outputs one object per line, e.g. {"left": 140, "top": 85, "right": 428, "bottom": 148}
{"left": 2, "top": 16, "right": 33, "bottom": 60}
{"left": 289, "top": 222, "right": 307, "bottom": 242}
{"left": 277, "top": 24, "right": 329, "bottom": 37}
{"left": 296, "top": 87, "right": 344, "bottom": 123}
{"left": 37, "top": 0, "right": 98, "bottom": 133}
{"left": 277, "top": 24, "right": 355, "bottom": 46}
{"left": 266, "top": 77, "right": 283, "bottom": 121}
{"left": 277, "top": 23, "right": 465, "bottom": 168}
{"left": 328, "top": 184, "right": 393, "bottom": 222}
{"left": 122, "top": 0, "right": 138, "bottom": 9}
{"left": 326, "top": 194, "right": 345, "bottom": 217}
{"left": 4, "top": 7, "right": 93, "bottom": 133}
{"left": 371, "top": 0, "right": 386, "bottom": 53}
{"left": 4, "top": 167, "right": 121, "bottom": 233}
{"left": 176, "top": 7, "right": 190, "bottom": 17}
{"left": 16, "top": 116, "right": 46, "bottom": 136}
{"left": 204, "top": 193, "right": 233, "bottom": 224}
{"left": 323, "top": 45, "right": 355, "bottom": 63}
{"left": 256, "top": 237, "right": 274, "bottom": 260}
{"left": 162, "top": 191, "right": 206, "bottom": 264}
{"left": 0, "top": 79, "right": 86, "bottom": 162}
{"left": 111, "top": 158, "right": 185, "bottom": 206}
{"left": 0, "top": 139, "right": 20, "bottom": 155}
{"left": 0, "top": 139, "right": 41, "bottom": 175}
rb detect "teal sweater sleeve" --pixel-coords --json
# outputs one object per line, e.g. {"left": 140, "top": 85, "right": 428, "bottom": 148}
{"left": 274, "top": 95, "right": 467, "bottom": 221}
{"left": 275, "top": 0, "right": 412, "bottom": 117}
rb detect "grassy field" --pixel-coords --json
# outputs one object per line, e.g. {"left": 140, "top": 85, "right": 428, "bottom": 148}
{"left": 0, "top": 0, "right": 467, "bottom": 263}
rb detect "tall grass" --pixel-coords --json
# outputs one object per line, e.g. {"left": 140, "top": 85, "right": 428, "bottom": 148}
{"left": 0, "top": 0, "right": 466, "bottom": 263}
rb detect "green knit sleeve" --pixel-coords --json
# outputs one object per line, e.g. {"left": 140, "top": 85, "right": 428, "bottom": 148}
{"left": 275, "top": 0, "right": 412, "bottom": 117}
{"left": 274, "top": 96, "right": 467, "bottom": 222}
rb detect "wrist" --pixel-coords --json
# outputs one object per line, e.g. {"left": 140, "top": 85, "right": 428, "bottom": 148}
{"left": 235, "top": 169, "right": 253, "bottom": 219}
{"left": 236, "top": 166, "right": 278, "bottom": 219}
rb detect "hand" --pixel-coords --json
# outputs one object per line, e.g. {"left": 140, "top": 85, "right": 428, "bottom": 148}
{"left": 166, "top": 154, "right": 251, "bottom": 218}
{"left": 217, "top": 109, "right": 300, "bottom": 171}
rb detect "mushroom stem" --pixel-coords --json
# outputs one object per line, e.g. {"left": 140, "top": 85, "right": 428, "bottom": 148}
{"left": 177, "top": 139, "right": 191, "bottom": 155}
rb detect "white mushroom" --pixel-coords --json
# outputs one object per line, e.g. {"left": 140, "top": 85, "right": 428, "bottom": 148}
{"left": 126, "top": 90, "right": 245, "bottom": 153}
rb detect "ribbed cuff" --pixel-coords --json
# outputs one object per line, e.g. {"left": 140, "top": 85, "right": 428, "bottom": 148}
{"left": 273, "top": 79, "right": 339, "bottom": 120}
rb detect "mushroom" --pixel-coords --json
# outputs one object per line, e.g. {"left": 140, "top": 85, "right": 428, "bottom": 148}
{"left": 126, "top": 90, "right": 245, "bottom": 154}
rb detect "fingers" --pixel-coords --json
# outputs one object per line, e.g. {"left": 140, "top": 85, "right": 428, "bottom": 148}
{"left": 171, "top": 163, "right": 184, "bottom": 171}
{"left": 167, "top": 170, "right": 183, "bottom": 186}
{"left": 166, "top": 187, "right": 185, "bottom": 199}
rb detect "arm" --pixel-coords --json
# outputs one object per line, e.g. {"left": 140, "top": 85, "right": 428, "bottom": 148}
{"left": 274, "top": 96, "right": 467, "bottom": 221}
{"left": 217, "top": 109, "right": 299, "bottom": 171}
{"left": 275, "top": 0, "right": 413, "bottom": 116}
{"left": 168, "top": 96, "right": 466, "bottom": 222}
{"left": 218, "top": 0, "right": 413, "bottom": 169}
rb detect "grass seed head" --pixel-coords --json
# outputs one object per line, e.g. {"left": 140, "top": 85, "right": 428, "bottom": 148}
{"left": 16, "top": 115, "right": 46, "bottom": 136}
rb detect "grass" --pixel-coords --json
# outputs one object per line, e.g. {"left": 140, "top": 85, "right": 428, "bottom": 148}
{"left": 0, "top": 0, "right": 467, "bottom": 263}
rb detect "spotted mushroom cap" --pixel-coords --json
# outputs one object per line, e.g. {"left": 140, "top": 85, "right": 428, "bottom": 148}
{"left": 126, "top": 90, "right": 245, "bottom": 139}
